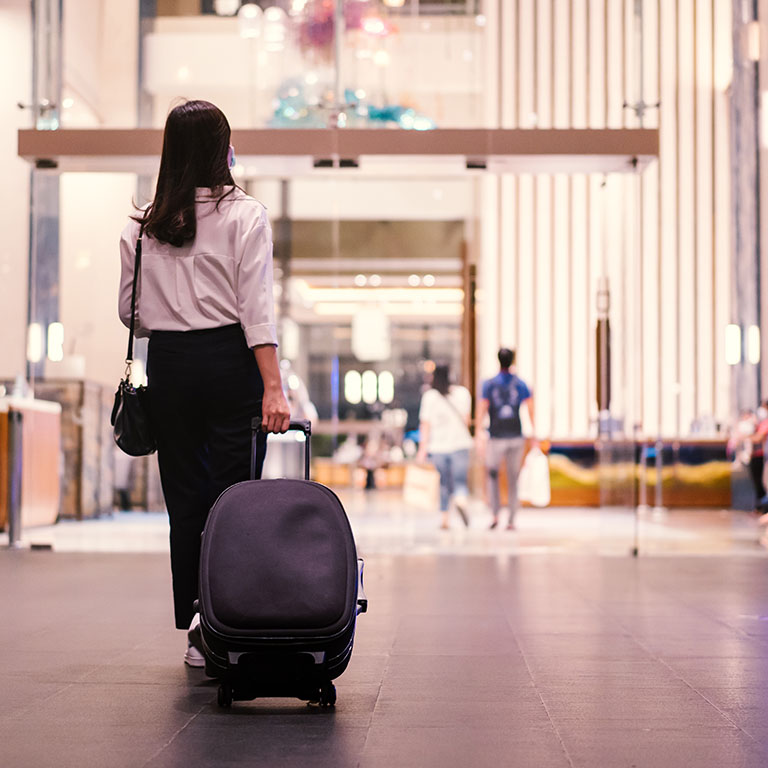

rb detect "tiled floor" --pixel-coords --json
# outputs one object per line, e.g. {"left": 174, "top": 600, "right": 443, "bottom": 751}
{"left": 2, "top": 491, "right": 768, "bottom": 767}
{"left": 3, "top": 487, "right": 767, "bottom": 557}
{"left": 2, "top": 549, "right": 768, "bottom": 767}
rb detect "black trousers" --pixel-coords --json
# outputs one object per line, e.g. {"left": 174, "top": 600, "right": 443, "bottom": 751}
{"left": 147, "top": 324, "right": 267, "bottom": 629}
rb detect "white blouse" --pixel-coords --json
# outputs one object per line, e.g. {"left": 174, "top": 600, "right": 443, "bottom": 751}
{"left": 118, "top": 186, "right": 278, "bottom": 348}
{"left": 418, "top": 385, "right": 473, "bottom": 454}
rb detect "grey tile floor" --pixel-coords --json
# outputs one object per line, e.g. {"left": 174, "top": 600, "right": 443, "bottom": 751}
{"left": 2, "top": 550, "right": 768, "bottom": 767}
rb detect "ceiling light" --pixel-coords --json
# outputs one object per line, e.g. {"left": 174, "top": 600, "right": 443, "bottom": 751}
{"left": 354, "top": 274, "right": 367, "bottom": 287}
{"left": 47, "top": 322, "right": 64, "bottom": 362}
{"left": 363, "top": 17, "right": 387, "bottom": 36}
{"left": 726, "top": 324, "right": 741, "bottom": 365}
{"left": 423, "top": 274, "right": 436, "bottom": 287}
{"left": 748, "top": 325, "right": 761, "bottom": 364}
{"left": 238, "top": 2, "right": 263, "bottom": 38}
{"left": 369, "top": 274, "right": 383, "bottom": 287}
{"left": 214, "top": 0, "right": 240, "bottom": 15}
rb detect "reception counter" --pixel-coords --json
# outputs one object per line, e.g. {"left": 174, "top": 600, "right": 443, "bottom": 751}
{"left": 548, "top": 439, "right": 731, "bottom": 508}
{"left": 0, "top": 397, "right": 61, "bottom": 531}
{"left": 312, "top": 429, "right": 734, "bottom": 509}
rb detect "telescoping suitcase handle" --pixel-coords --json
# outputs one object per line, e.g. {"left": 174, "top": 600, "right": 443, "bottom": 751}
{"left": 250, "top": 418, "right": 312, "bottom": 481}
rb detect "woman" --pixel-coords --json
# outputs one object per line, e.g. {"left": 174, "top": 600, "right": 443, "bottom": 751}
{"left": 118, "top": 100, "right": 290, "bottom": 666}
{"left": 416, "top": 365, "right": 473, "bottom": 529}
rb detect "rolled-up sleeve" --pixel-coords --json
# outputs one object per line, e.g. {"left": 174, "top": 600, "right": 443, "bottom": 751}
{"left": 236, "top": 206, "right": 278, "bottom": 348}
{"left": 118, "top": 220, "right": 150, "bottom": 337}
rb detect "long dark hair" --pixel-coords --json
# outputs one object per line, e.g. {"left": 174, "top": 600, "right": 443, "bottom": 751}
{"left": 431, "top": 365, "right": 451, "bottom": 396}
{"left": 134, "top": 100, "right": 236, "bottom": 246}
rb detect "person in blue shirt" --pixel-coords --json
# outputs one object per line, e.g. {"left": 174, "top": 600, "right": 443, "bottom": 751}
{"left": 476, "top": 348, "right": 536, "bottom": 530}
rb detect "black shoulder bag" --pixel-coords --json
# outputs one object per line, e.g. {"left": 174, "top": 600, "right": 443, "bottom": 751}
{"left": 110, "top": 225, "right": 156, "bottom": 456}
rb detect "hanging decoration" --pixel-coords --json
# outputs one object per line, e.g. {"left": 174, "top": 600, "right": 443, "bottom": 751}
{"left": 296, "top": 0, "right": 396, "bottom": 57}
{"left": 270, "top": 82, "right": 435, "bottom": 129}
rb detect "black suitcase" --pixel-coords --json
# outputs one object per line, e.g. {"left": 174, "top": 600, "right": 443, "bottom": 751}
{"left": 197, "top": 419, "right": 367, "bottom": 709}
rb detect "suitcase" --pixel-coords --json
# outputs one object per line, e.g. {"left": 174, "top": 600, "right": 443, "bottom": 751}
{"left": 197, "top": 419, "right": 367, "bottom": 709}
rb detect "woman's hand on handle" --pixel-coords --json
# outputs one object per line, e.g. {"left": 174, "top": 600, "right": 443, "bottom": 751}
{"left": 253, "top": 344, "right": 291, "bottom": 434}
{"left": 261, "top": 386, "right": 291, "bottom": 434}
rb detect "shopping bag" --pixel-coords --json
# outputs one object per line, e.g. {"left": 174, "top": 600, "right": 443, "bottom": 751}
{"left": 403, "top": 463, "right": 440, "bottom": 510}
{"left": 518, "top": 447, "right": 551, "bottom": 507}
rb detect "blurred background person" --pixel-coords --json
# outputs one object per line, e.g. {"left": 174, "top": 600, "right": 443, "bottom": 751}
{"left": 416, "top": 364, "right": 472, "bottom": 530}
{"left": 751, "top": 400, "right": 768, "bottom": 512}
{"left": 477, "top": 348, "right": 536, "bottom": 531}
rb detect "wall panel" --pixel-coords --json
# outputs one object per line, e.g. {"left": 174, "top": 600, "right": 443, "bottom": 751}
{"left": 536, "top": 0, "right": 552, "bottom": 127}
{"left": 535, "top": 176, "right": 554, "bottom": 436}
{"left": 695, "top": 0, "right": 715, "bottom": 421}
{"left": 481, "top": 0, "right": 732, "bottom": 438}
{"left": 588, "top": 0, "right": 606, "bottom": 128}
{"left": 571, "top": 0, "right": 588, "bottom": 128}
{"left": 553, "top": 0, "right": 571, "bottom": 128}
{"left": 713, "top": 0, "right": 732, "bottom": 423}
{"left": 553, "top": 174, "right": 571, "bottom": 436}
{"left": 658, "top": 0, "right": 679, "bottom": 435}
{"left": 570, "top": 174, "right": 590, "bottom": 435}
{"left": 642, "top": 162, "right": 660, "bottom": 434}
{"left": 499, "top": 174, "right": 517, "bottom": 348}
{"left": 516, "top": 174, "right": 536, "bottom": 398}
{"left": 677, "top": 0, "right": 697, "bottom": 434}
{"left": 518, "top": 0, "right": 536, "bottom": 128}
{"left": 606, "top": 0, "right": 625, "bottom": 127}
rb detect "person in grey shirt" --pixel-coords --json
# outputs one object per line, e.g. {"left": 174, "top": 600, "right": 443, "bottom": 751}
{"left": 476, "top": 348, "right": 536, "bottom": 530}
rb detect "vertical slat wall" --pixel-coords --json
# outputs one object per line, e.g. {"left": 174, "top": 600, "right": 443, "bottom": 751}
{"left": 482, "top": 0, "right": 732, "bottom": 438}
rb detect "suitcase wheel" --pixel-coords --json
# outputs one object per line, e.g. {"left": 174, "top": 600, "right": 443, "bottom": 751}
{"left": 217, "top": 683, "right": 233, "bottom": 709}
{"left": 313, "top": 682, "right": 336, "bottom": 709}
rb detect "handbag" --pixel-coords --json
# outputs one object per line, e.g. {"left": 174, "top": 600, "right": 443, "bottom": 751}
{"left": 110, "top": 225, "right": 156, "bottom": 456}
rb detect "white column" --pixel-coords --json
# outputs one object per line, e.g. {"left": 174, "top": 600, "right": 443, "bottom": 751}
{"left": 0, "top": 1, "right": 32, "bottom": 380}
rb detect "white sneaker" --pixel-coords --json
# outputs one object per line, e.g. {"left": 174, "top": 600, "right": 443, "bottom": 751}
{"left": 184, "top": 612, "right": 205, "bottom": 667}
{"left": 184, "top": 642, "right": 205, "bottom": 668}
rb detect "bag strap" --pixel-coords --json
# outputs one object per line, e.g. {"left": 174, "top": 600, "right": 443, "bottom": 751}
{"left": 125, "top": 224, "right": 145, "bottom": 377}
{"left": 438, "top": 389, "right": 471, "bottom": 437}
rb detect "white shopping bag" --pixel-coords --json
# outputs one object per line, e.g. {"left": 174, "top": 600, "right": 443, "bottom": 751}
{"left": 403, "top": 463, "right": 441, "bottom": 511}
{"left": 518, "top": 447, "right": 551, "bottom": 507}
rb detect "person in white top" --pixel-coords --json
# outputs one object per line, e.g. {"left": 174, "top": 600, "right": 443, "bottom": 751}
{"left": 118, "top": 100, "right": 290, "bottom": 667}
{"left": 416, "top": 364, "right": 473, "bottom": 529}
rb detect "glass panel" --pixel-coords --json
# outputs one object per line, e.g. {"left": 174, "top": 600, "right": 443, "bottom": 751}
{"left": 140, "top": 2, "right": 489, "bottom": 129}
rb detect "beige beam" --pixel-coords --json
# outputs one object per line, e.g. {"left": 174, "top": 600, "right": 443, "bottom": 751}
{"left": 18, "top": 128, "right": 658, "bottom": 174}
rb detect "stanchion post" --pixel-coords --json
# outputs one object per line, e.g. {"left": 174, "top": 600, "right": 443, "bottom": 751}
{"left": 654, "top": 438, "right": 664, "bottom": 510}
